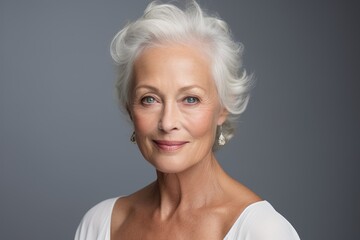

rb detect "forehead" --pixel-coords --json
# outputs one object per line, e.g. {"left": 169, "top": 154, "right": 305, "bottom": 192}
{"left": 132, "top": 43, "right": 214, "bottom": 89}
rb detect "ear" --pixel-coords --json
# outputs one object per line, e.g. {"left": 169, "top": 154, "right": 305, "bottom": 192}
{"left": 217, "top": 107, "right": 228, "bottom": 125}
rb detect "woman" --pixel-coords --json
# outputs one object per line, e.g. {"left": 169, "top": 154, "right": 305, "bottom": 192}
{"left": 75, "top": 1, "right": 300, "bottom": 239}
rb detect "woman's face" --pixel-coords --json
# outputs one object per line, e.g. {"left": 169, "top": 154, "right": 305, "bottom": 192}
{"left": 129, "top": 44, "right": 227, "bottom": 173}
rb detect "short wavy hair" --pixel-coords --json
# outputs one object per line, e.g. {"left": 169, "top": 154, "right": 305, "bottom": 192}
{"left": 110, "top": 1, "right": 253, "bottom": 148}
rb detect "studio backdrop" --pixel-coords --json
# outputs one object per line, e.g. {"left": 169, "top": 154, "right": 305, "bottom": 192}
{"left": 0, "top": 0, "right": 359, "bottom": 239}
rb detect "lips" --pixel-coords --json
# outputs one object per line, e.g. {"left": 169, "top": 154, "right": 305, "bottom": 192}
{"left": 153, "top": 140, "right": 188, "bottom": 151}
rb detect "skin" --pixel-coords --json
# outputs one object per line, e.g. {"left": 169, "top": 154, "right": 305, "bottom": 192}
{"left": 111, "top": 43, "right": 261, "bottom": 240}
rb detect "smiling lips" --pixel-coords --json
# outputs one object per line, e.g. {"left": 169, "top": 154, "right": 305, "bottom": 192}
{"left": 153, "top": 140, "right": 188, "bottom": 151}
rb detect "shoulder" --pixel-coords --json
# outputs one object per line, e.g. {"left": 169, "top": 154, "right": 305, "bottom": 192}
{"left": 74, "top": 197, "right": 119, "bottom": 240}
{"left": 227, "top": 201, "right": 300, "bottom": 240}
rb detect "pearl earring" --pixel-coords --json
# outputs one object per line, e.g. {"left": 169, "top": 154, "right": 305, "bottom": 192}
{"left": 218, "top": 126, "right": 226, "bottom": 146}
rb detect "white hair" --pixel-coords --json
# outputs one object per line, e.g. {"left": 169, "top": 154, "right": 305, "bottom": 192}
{"left": 110, "top": 0, "right": 253, "bottom": 148}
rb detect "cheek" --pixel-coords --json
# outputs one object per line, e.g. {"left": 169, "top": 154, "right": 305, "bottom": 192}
{"left": 184, "top": 108, "right": 218, "bottom": 137}
{"left": 132, "top": 111, "right": 157, "bottom": 134}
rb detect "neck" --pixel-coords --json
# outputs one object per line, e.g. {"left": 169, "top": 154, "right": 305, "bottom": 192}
{"left": 152, "top": 153, "right": 229, "bottom": 218}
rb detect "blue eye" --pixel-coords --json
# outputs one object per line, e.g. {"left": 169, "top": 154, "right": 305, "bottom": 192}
{"left": 141, "top": 96, "right": 156, "bottom": 104}
{"left": 184, "top": 97, "right": 199, "bottom": 104}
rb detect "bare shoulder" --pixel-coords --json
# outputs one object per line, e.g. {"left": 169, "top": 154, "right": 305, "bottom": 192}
{"left": 111, "top": 182, "right": 155, "bottom": 233}
{"left": 110, "top": 196, "right": 131, "bottom": 230}
{"left": 225, "top": 176, "right": 262, "bottom": 209}
{"left": 221, "top": 180, "right": 300, "bottom": 239}
{"left": 213, "top": 177, "right": 263, "bottom": 235}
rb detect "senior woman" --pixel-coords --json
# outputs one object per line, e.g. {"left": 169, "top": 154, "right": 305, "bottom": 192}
{"left": 75, "top": 1, "right": 300, "bottom": 239}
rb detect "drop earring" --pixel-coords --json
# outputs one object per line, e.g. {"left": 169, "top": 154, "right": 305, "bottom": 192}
{"left": 130, "top": 131, "right": 136, "bottom": 143}
{"left": 218, "top": 125, "right": 226, "bottom": 146}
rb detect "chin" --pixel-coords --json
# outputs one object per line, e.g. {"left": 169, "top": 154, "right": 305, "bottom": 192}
{"left": 147, "top": 156, "right": 195, "bottom": 174}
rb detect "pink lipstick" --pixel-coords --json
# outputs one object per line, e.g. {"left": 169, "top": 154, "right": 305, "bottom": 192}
{"left": 153, "top": 140, "right": 188, "bottom": 151}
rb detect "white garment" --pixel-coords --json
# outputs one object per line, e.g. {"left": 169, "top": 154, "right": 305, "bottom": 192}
{"left": 75, "top": 197, "right": 300, "bottom": 240}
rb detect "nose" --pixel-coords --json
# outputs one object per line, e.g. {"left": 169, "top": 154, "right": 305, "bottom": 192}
{"left": 158, "top": 102, "right": 180, "bottom": 132}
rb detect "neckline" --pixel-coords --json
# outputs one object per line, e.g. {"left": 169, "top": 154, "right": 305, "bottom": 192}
{"left": 222, "top": 200, "right": 268, "bottom": 239}
{"left": 108, "top": 197, "right": 268, "bottom": 240}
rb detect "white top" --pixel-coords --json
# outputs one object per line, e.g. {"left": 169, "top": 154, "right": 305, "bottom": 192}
{"left": 75, "top": 197, "right": 300, "bottom": 240}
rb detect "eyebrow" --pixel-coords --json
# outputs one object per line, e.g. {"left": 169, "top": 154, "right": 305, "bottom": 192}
{"left": 134, "top": 84, "right": 207, "bottom": 94}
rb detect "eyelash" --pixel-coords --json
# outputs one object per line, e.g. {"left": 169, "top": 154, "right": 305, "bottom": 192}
{"left": 140, "top": 96, "right": 200, "bottom": 106}
{"left": 141, "top": 96, "right": 157, "bottom": 105}
{"left": 183, "top": 96, "right": 200, "bottom": 104}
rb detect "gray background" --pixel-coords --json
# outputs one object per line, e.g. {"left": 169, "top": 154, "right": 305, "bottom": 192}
{"left": 1, "top": 0, "right": 359, "bottom": 239}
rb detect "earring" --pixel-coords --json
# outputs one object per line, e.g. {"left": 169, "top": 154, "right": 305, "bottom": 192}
{"left": 218, "top": 126, "right": 226, "bottom": 146}
{"left": 130, "top": 131, "right": 136, "bottom": 143}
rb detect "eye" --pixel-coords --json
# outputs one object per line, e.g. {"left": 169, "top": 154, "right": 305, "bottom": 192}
{"left": 141, "top": 96, "right": 156, "bottom": 105}
{"left": 184, "top": 96, "right": 199, "bottom": 104}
